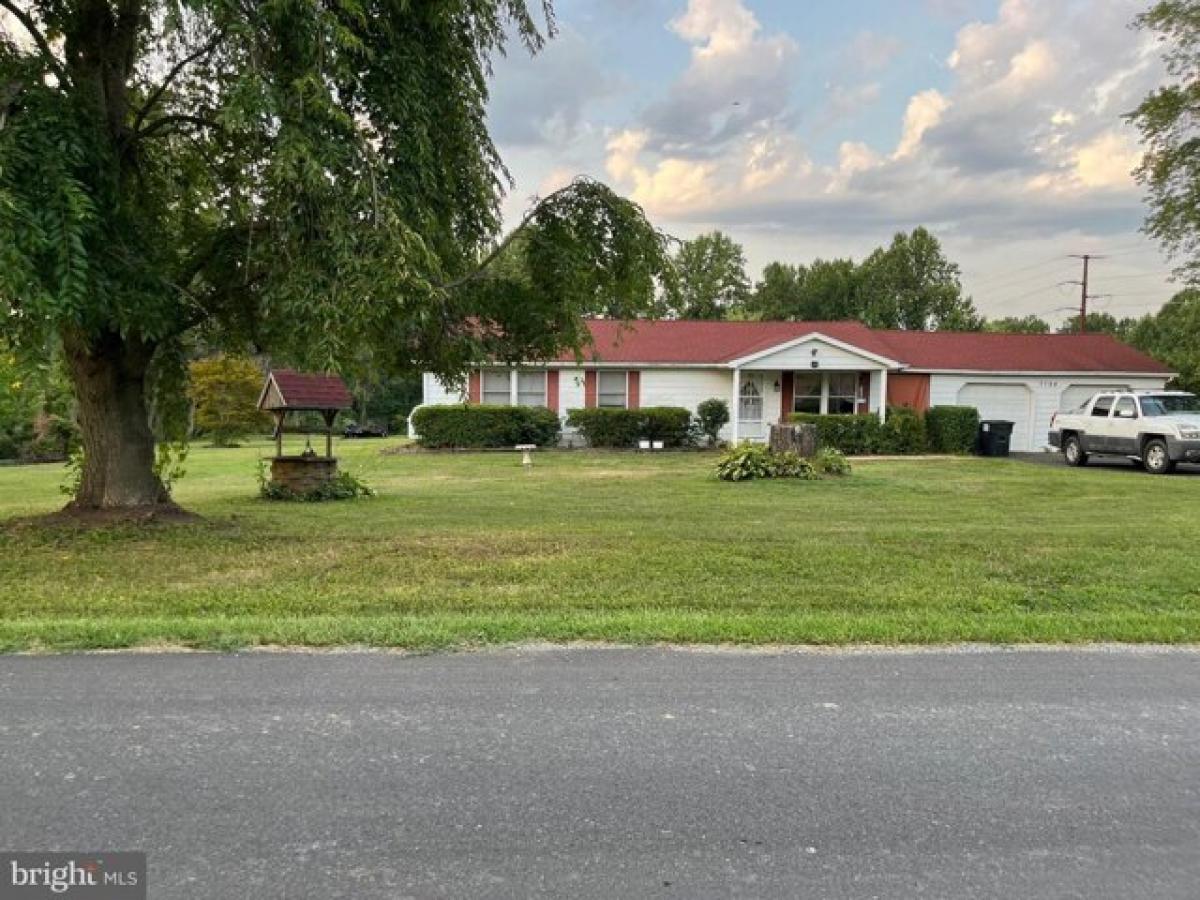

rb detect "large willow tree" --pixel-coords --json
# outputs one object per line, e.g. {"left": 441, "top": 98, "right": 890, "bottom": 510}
{"left": 0, "top": 1, "right": 667, "bottom": 511}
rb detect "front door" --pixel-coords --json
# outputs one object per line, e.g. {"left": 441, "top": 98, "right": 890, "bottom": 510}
{"left": 738, "top": 373, "right": 766, "bottom": 439}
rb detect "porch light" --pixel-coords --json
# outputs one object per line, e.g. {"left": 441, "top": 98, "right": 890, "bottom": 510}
{"left": 773, "top": 379, "right": 781, "bottom": 392}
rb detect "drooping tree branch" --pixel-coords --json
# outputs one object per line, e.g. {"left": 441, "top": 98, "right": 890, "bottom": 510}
{"left": 131, "top": 30, "right": 225, "bottom": 136}
{"left": 0, "top": 0, "right": 69, "bottom": 86}
{"left": 437, "top": 179, "right": 587, "bottom": 292}
{"left": 136, "top": 112, "right": 222, "bottom": 141}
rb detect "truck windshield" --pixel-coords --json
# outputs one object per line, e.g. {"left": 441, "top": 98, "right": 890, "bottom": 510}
{"left": 1140, "top": 394, "right": 1200, "bottom": 416}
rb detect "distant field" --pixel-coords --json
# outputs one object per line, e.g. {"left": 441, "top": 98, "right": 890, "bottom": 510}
{"left": 1, "top": 439, "right": 1198, "bottom": 651}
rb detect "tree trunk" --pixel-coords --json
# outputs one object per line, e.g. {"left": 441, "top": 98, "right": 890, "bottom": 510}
{"left": 62, "top": 331, "right": 171, "bottom": 510}
{"left": 769, "top": 423, "right": 819, "bottom": 457}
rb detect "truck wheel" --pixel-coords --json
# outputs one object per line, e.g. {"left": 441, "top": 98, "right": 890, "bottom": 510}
{"left": 1142, "top": 438, "right": 1176, "bottom": 475}
{"left": 1063, "top": 435, "right": 1088, "bottom": 467}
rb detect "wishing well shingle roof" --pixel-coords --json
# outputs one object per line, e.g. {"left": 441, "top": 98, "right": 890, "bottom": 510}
{"left": 260, "top": 369, "right": 354, "bottom": 411}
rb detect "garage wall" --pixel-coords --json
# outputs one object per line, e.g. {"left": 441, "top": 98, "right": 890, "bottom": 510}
{"left": 929, "top": 374, "right": 1170, "bottom": 452}
{"left": 422, "top": 372, "right": 465, "bottom": 406}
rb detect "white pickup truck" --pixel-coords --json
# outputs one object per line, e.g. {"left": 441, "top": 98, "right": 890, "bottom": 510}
{"left": 1048, "top": 390, "right": 1200, "bottom": 474}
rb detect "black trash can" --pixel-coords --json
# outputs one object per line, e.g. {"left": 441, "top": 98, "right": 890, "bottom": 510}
{"left": 976, "top": 420, "right": 1014, "bottom": 457}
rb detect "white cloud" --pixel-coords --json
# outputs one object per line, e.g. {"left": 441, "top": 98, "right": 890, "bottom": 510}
{"left": 894, "top": 89, "right": 950, "bottom": 159}
{"left": 596, "top": 0, "right": 1162, "bottom": 251}
{"left": 491, "top": 0, "right": 1173, "bottom": 318}
{"left": 1073, "top": 130, "right": 1141, "bottom": 190}
{"left": 639, "top": 0, "right": 798, "bottom": 154}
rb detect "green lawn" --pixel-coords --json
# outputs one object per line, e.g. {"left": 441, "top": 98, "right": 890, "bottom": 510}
{"left": 1, "top": 440, "right": 1198, "bottom": 651}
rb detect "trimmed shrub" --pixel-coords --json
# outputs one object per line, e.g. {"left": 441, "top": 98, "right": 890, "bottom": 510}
{"left": 696, "top": 398, "right": 730, "bottom": 446}
{"left": 566, "top": 407, "right": 692, "bottom": 448}
{"left": 790, "top": 409, "right": 930, "bottom": 455}
{"left": 925, "top": 405, "right": 980, "bottom": 454}
{"left": 412, "top": 404, "right": 561, "bottom": 448}
{"left": 715, "top": 444, "right": 819, "bottom": 481}
{"left": 788, "top": 413, "right": 884, "bottom": 454}
{"left": 881, "top": 406, "right": 928, "bottom": 454}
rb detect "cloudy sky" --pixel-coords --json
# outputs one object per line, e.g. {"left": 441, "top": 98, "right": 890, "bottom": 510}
{"left": 487, "top": 0, "right": 1177, "bottom": 326}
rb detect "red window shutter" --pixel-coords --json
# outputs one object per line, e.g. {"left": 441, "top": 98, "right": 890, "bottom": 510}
{"left": 584, "top": 370, "right": 597, "bottom": 408}
{"left": 627, "top": 371, "right": 640, "bottom": 410}
{"left": 780, "top": 371, "right": 794, "bottom": 421}
{"left": 467, "top": 370, "right": 481, "bottom": 404}
{"left": 547, "top": 370, "right": 560, "bottom": 413}
{"left": 857, "top": 372, "right": 870, "bottom": 413}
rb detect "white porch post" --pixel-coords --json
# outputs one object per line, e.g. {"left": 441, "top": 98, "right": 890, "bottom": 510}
{"left": 878, "top": 368, "right": 889, "bottom": 423}
{"left": 731, "top": 367, "right": 741, "bottom": 444}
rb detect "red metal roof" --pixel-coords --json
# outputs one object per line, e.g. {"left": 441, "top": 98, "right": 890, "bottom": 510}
{"left": 262, "top": 369, "right": 354, "bottom": 410}
{"left": 559, "top": 320, "right": 1170, "bottom": 374}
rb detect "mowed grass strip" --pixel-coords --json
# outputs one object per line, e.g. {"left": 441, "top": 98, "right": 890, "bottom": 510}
{"left": 0, "top": 440, "right": 1197, "bottom": 650}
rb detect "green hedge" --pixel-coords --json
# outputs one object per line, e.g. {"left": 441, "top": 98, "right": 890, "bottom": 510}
{"left": 788, "top": 408, "right": 929, "bottom": 455}
{"left": 411, "top": 404, "right": 561, "bottom": 448}
{"left": 566, "top": 407, "right": 692, "bottom": 448}
{"left": 925, "top": 405, "right": 980, "bottom": 454}
{"left": 886, "top": 406, "right": 928, "bottom": 454}
{"left": 788, "top": 413, "right": 886, "bottom": 454}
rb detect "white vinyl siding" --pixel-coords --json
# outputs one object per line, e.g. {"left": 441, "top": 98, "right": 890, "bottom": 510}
{"left": 598, "top": 370, "right": 628, "bottom": 408}
{"left": 739, "top": 336, "right": 888, "bottom": 371}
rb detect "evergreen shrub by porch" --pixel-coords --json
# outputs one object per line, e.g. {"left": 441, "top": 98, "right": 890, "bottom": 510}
{"left": 924, "top": 405, "right": 981, "bottom": 454}
{"left": 412, "top": 405, "right": 560, "bottom": 449}
{"left": 881, "top": 406, "right": 928, "bottom": 454}
{"left": 566, "top": 407, "right": 692, "bottom": 448}
{"left": 695, "top": 398, "right": 731, "bottom": 446}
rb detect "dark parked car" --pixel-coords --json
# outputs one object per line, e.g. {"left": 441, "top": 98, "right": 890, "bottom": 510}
{"left": 343, "top": 422, "right": 389, "bottom": 439}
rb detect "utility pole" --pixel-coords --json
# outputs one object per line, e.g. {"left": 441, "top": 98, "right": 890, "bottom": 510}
{"left": 1063, "top": 254, "right": 1106, "bottom": 333}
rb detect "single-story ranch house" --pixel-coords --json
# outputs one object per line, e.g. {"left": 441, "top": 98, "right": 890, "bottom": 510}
{"left": 419, "top": 319, "right": 1173, "bottom": 452}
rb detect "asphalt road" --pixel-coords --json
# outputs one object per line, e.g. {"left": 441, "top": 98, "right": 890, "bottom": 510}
{"left": 1, "top": 647, "right": 1198, "bottom": 899}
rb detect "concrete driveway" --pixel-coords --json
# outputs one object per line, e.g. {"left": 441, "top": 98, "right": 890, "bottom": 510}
{"left": 1, "top": 647, "right": 1198, "bottom": 899}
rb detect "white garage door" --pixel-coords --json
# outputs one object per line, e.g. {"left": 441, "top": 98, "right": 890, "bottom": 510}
{"left": 956, "top": 383, "right": 1034, "bottom": 452}
{"left": 1059, "top": 384, "right": 1129, "bottom": 413}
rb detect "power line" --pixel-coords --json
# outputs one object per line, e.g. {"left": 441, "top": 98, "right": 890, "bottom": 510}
{"left": 983, "top": 266, "right": 1078, "bottom": 300}
{"left": 966, "top": 254, "right": 1064, "bottom": 287}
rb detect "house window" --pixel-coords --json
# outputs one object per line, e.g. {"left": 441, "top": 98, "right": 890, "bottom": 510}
{"left": 517, "top": 370, "right": 547, "bottom": 407}
{"left": 739, "top": 374, "right": 764, "bottom": 422}
{"left": 481, "top": 369, "right": 511, "bottom": 405}
{"left": 827, "top": 373, "right": 859, "bottom": 415}
{"left": 793, "top": 373, "right": 822, "bottom": 414}
{"left": 597, "top": 370, "right": 628, "bottom": 408}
